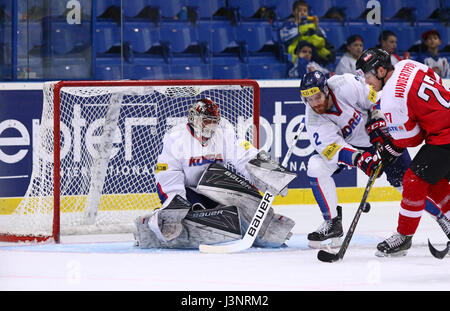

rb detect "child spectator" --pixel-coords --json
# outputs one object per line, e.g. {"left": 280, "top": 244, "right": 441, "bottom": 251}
{"left": 418, "top": 29, "right": 449, "bottom": 78}
{"left": 335, "top": 34, "right": 364, "bottom": 75}
{"left": 279, "top": 0, "right": 335, "bottom": 66}
{"left": 288, "top": 41, "right": 330, "bottom": 78}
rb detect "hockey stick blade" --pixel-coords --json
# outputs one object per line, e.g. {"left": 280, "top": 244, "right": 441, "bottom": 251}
{"left": 428, "top": 239, "right": 450, "bottom": 259}
{"left": 317, "top": 249, "right": 341, "bottom": 263}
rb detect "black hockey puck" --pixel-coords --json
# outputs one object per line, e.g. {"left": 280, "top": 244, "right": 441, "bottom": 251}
{"left": 363, "top": 202, "right": 371, "bottom": 213}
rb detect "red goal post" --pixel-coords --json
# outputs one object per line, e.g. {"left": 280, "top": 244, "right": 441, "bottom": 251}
{"left": 0, "top": 79, "right": 260, "bottom": 243}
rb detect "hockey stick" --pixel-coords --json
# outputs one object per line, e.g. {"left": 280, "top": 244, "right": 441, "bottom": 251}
{"left": 317, "top": 163, "right": 383, "bottom": 263}
{"left": 428, "top": 239, "right": 450, "bottom": 259}
{"left": 199, "top": 118, "right": 305, "bottom": 254}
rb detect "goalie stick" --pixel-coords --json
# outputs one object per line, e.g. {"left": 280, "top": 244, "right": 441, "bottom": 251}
{"left": 199, "top": 118, "right": 305, "bottom": 254}
{"left": 428, "top": 239, "right": 450, "bottom": 259}
{"left": 317, "top": 163, "right": 383, "bottom": 263}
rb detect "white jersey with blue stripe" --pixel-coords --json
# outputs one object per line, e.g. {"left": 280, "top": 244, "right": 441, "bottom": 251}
{"left": 155, "top": 119, "right": 259, "bottom": 207}
{"left": 305, "top": 73, "right": 380, "bottom": 166}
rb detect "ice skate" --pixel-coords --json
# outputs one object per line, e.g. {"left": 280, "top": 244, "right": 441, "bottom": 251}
{"left": 307, "top": 206, "right": 343, "bottom": 249}
{"left": 376, "top": 232, "right": 412, "bottom": 257}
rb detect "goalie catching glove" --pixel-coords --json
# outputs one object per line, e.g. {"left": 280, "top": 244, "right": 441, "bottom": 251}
{"left": 245, "top": 150, "right": 297, "bottom": 197}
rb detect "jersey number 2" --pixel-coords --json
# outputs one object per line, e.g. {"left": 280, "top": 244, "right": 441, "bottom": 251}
{"left": 418, "top": 75, "right": 450, "bottom": 109}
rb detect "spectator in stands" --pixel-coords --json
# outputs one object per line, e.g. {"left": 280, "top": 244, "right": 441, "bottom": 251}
{"left": 288, "top": 41, "right": 330, "bottom": 78}
{"left": 418, "top": 29, "right": 449, "bottom": 78}
{"left": 335, "top": 34, "right": 364, "bottom": 75}
{"left": 378, "top": 30, "right": 409, "bottom": 66}
{"left": 279, "top": 0, "right": 335, "bottom": 67}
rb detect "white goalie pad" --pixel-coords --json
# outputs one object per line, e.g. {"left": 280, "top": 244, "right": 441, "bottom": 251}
{"left": 245, "top": 150, "right": 297, "bottom": 195}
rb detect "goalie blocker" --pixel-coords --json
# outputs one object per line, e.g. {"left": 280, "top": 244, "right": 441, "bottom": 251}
{"left": 134, "top": 154, "right": 296, "bottom": 249}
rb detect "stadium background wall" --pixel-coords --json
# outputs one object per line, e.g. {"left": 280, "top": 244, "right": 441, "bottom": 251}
{"left": 0, "top": 79, "right": 448, "bottom": 215}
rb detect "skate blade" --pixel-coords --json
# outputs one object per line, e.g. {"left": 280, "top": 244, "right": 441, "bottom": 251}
{"left": 375, "top": 249, "right": 408, "bottom": 257}
{"left": 308, "top": 237, "right": 343, "bottom": 249}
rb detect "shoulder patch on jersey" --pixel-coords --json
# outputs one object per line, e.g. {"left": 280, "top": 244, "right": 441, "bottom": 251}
{"left": 240, "top": 140, "right": 253, "bottom": 151}
{"left": 322, "top": 143, "right": 341, "bottom": 161}
{"left": 155, "top": 163, "right": 168, "bottom": 173}
{"left": 368, "top": 86, "right": 377, "bottom": 103}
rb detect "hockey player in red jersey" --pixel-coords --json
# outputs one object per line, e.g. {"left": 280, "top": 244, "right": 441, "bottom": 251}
{"left": 356, "top": 48, "right": 450, "bottom": 257}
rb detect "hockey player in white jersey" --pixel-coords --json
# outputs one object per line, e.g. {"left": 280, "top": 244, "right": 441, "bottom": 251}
{"left": 134, "top": 98, "right": 297, "bottom": 249}
{"left": 299, "top": 70, "right": 445, "bottom": 249}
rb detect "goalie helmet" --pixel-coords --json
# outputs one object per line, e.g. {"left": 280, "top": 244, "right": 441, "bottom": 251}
{"left": 188, "top": 98, "right": 220, "bottom": 142}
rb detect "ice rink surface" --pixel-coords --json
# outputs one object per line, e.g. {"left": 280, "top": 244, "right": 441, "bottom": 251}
{"left": 0, "top": 202, "right": 449, "bottom": 292}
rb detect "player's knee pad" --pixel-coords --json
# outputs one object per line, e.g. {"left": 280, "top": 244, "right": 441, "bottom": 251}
{"left": 307, "top": 154, "right": 334, "bottom": 179}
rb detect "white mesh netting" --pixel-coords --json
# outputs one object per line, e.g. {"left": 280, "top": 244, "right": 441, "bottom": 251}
{"left": 0, "top": 80, "right": 258, "bottom": 240}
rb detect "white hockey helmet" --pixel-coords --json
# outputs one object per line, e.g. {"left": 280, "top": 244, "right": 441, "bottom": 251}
{"left": 188, "top": 98, "right": 220, "bottom": 141}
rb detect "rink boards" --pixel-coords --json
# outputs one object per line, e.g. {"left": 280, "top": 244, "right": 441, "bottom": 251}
{"left": 1, "top": 80, "right": 448, "bottom": 215}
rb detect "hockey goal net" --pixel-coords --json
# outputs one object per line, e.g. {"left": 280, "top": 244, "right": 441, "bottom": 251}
{"left": 0, "top": 80, "right": 259, "bottom": 243}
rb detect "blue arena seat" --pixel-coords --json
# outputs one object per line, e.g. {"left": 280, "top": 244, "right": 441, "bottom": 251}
{"left": 96, "top": 57, "right": 122, "bottom": 80}
{"left": 151, "top": 0, "right": 185, "bottom": 19}
{"left": 124, "top": 64, "right": 169, "bottom": 79}
{"left": 170, "top": 63, "right": 211, "bottom": 79}
{"left": 347, "top": 22, "right": 380, "bottom": 49}
{"left": 403, "top": 0, "right": 441, "bottom": 20}
{"left": 95, "top": 22, "right": 121, "bottom": 53}
{"left": 123, "top": 21, "right": 160, "bottom": 53}
{"left": 320, "top": 22, "right": 349, "bottom": 50}
{"left": 185, "top": 0, "right": 227, "bottom": 19}
{"left": 248, "top": 57, "right": 287, "bottom": 79}
{"left": 308, "top": 0, "right": 336, "bottom": 18}
{"left": 17, "top": 22, "right": 43, "bottom": 54}
{"left": 47, "top": 21, "right": 91, "bottom": 54}
{"left": 274, "top": 0, "right": 296, "bottom": 20}
{"left": 339, "top": 0, "right": 367, "bottom": 20}
{"left": 122, "top": 0, "right": 152, "bottom": 17}
{"left": 212, "top": 56, "right": 248, "bottom": 78}
{"left": 49, "top": 57, "right": 90, "bottom": 78}
{"left": 159, "top": 21, "right": 198, "bottom": 53}
{"left": 380, "top": 0, "right": 406, "bottom": 19}
{"left": 237, "top": 21, "right": 273, "bottom": 52}
{"left": 198, "top": 20, "right": 237, "bottom": 53}
{"left": 96, "top": 0, "right": 120, "bottom": 17}
{"left": 228, "top": 0, "right": 265, "bottom": 19}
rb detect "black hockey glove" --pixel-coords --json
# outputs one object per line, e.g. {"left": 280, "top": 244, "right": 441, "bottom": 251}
{"left": 353, "top": 151, "right": 382, "bottom": 177}
{"left": 378, "top": 141, "right": 405, "bottom": 167}
{"left": 365, "top": 109, "right": 405, "bottom": 167}
{"left": 365, "top": 110, "right": 389, "bottom": 145}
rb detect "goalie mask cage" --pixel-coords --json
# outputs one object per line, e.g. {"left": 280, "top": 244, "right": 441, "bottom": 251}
{"left": 0, "top": 80, "right": 260, "bottom": 243}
